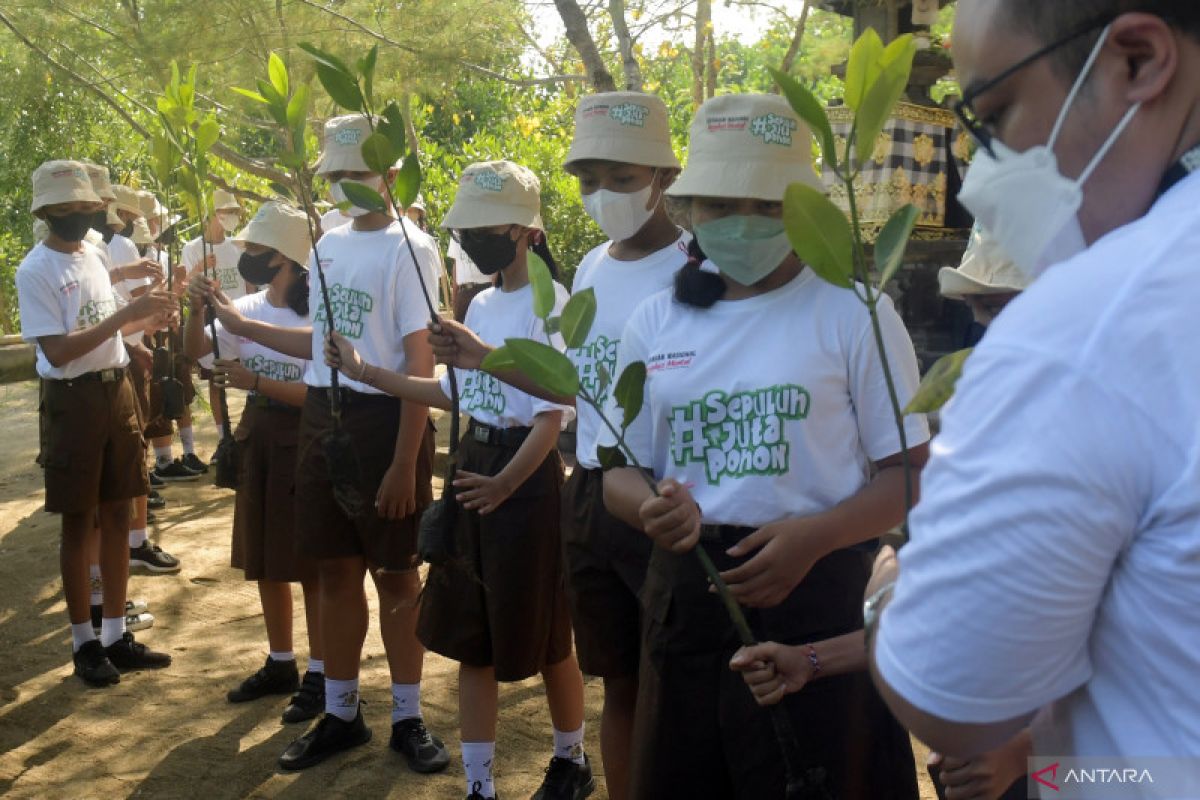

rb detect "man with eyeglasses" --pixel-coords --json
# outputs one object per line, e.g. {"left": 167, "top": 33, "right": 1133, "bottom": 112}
{"left": 862, "top": 0, "right": 1200, "bottom": 788}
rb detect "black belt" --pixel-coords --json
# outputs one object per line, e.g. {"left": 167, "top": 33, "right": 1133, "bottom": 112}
{"left": 56, "top": 367, "right": 126, "bottom": 385}
{"left": 248, "top": 393, "right": 301, "bottom": 413}
{"left": 468, "top": 419, "right": 531, "bottom": 449}
{"left": 699, "top": 521, "right": 879, "bottom": 553}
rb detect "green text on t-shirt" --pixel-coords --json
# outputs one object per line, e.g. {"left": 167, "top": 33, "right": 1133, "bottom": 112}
{"left": 313, "top": 283, "right": 375, "bottom": 339}
{"left": 570, "top": 334, "right": 619, "bottom": 403}
{"left": 76, "top": 297, "right": 118, "bottom": 329}
{"left": 245, "top": 354, "right": 302, "bottom": 383}
{"left": 462, "top": 370, "right": 507, "bottom": 417}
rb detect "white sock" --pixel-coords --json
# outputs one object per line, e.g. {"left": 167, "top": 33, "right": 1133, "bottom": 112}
{"left": 307, "top": 658, "right": 325, "bottom": 675}
{"left": 462, "top": 741, "right": 496, "bottom": 799}
{"left": 179, "top": 427, "right": 195, "bottom": 455}
{"left": 129, "top": 528, "right": 148, "bottom": 548}
{"left": 100, "top": 616, "right": 126, "bottom": 648}
{"left": 71, "top": 621, "right": 97, "bottom": 652}
{"left": 325, "top": 677, "right": 359, "bottom": 721}
{"left": 391, "top": 682, "right": 422, "bottom": 723}
{"left": 554, "top": 724, "right": 586, "bottom": 765}
{"left": 89, "top": 565, "right": 103, "bottom": 606}
{"left": 154, "top": 445, "right": 172, "bottom": 466}
{"left": 269, "top": 650, "right": 295, "bottom": 662}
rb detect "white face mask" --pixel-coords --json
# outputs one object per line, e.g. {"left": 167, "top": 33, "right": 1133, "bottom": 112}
{"left": 957, "top": 24, "right": 1141, "bottom": 281}
{"left": 330, "top": 178, "right": 385, "bottom": 218}
{"left": 217, "top": 211, "right": 241, "bottom": 233}
{"left": 581, "top": 175, "right": 659, "bottom": 242}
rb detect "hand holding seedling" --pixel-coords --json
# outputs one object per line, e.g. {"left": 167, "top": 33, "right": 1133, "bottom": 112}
{"left": 427, "top": 318, "right": 490, "bottom": 371}
{"left": 729, "top": 642, "right": 817, "bottom": 707}
{"left": 637, "top": 478, "right": 702, "bottom": 554}
{"left": 212, "top": 358, "right": 255, "bottom": 391}
{"left": 324, "top": 332, "right": 366, "bottom": 382}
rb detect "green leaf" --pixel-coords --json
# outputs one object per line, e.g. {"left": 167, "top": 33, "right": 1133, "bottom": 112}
{"left": 195, "top": 114, "right": 220, "bottom": 154}
{"left": 314, "top": 63, "right": 364, "bottom": 112}
{"left": 340, "top": 180, "right": 388, "bottom": 214}
{"left": 905, "top": 349, "right": 973, "bottom": 414}
{"left": 269, "top": 181, "right": 295, "bottom": 200}
{"left": 852, "top": 67, "right": 906, "bottom": 168}
{"left": 286, "top": 83, "right": 311, "bottom": 131}
{"left": 876, "top": 205, "right": 920, "bottom": 290}
{"left": 559, "top": 288, "right": 596, "bottom": 349}
{"left": 380, "top": 102, "right": 407, "bottom": 154}
{"left": 770, "top": 67, "right": 837, "bottom": 173}
{"left": 844, "top": 28, "right": 884, "bottom": 111}
{"left": 392, "top": 152, "right": 422, "bottom": 209}
{"left": 505, "top": 338, "right": 580, "bottom": 397}
{"left": 297, "top": 42, "right": 354, "bottom": 77}
{"left": 268, "top": 52, "right": 289, "bottom": 98}
{"left": 279, "top": 151, "right": 305, "bottom": 169}
{"left": 879, "top": 34, "right": 918, "bottom": 79}
{"left": 256, "top": 77, "right": 283, "bottom": 108}
{"left": 544, "top": 316, "right": 562, "bottom": 335}
{"left": 613, "top": 361, "right": 646, "bottom": 430}
{"left": 358, "top": 45, "right": 378, "bottom": 107}
{"left": 527, "top": 251, "right": 555, "bottom": 320}
{"left": 782, "top": 182, "right": 854, "bottom": 289}
{"left": 360, "top": 132, "right": 396, "bottom": 175}
{"left": 231, "top": 86, "right": 269, "bottom": 105}
{"left": 596, "top": 444, "right": 628, "bottom": 470}
{"left": 480, "top": 345, "right": 517, "bottom": 373}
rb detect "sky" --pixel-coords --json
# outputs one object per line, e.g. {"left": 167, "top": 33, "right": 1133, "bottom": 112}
{"left": 526, "top": 1, "right": 785, "bottom": 50}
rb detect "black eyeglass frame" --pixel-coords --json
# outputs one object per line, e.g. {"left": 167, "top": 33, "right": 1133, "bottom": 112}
{"left": 953, "top": 13, "right": 1116, "bottom": 157}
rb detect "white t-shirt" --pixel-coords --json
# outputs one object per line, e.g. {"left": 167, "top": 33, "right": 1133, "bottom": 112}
{"left": 305, "top": 218, "right": 439, "bottom": 393}
{"left": 106, "top": 233, "right": 155, "bottom": 304}
{"left": 439, "top": 282, "right": 575, "bottom": 430}
{"left": 16, "top": 241, "right": 130, "bottom": 379}
{"left": 569, "top": 234, "right": 689, "bottom": 469}
{"left": 604, "top": 270, "right": 928, "bottom": 528}
{"left": 320, "top": 209, "right": 351, "bottom": 234}
{"left": 201, "top": 290, "right": 308, "bottom": 384}
{"left": 876, "top": 172, "right": 1200, "bottom": 766}
{"left": 446, "top": 237, "right": 489, "bottom": 285}
{"left": 182, "top": 236, "right": 247, "bottom": 301}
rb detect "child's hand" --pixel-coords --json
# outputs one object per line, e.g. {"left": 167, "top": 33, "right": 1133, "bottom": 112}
{"left": 213, "top": 358, "right": 256, "bottom": 391}
{"left": 427, "top": 318, "right": 491, "bottom": 370}
{"left": 324, "top": 332, "right": 366, "bottom": 381}
{"left": 729, "top": 642, "right": 816, "bottom": 706}
{"left": 453, "top": 470, "right": 514, "bottom": 515}
{"left": 929, "top": 729, "right": 1032, "bottom": 800}
{"left": 638, "top": 478, "right": 701, "bottom": 553}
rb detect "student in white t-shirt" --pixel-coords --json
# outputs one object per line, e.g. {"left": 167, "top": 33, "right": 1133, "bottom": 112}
{"left": 200, "top": 114, "right": 449, "bottom": 775}
{"left": 16, "top": 160, "right": 176, "bottom": 687}
{"left": 324, "top": 160, "right": 591, "bottom": 800}
{"left": 446, "top": 235, "right": 491, "bottom": 321}
{"left": 599, "top": 94, "right": 930, "bottom": 799}
{"left": 185, "top": 202, "right": 325, "bottom": 725}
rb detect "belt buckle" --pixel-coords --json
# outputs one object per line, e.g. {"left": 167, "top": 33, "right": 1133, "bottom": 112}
{"left": 472, "top": 425, "right": 491, "bottom": 444}
{"left": 101, "top": 368, "right": 118, "bottom": 383}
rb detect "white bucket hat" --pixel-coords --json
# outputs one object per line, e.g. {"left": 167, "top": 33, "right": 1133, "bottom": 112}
{"left": 213, "top": 188, "right": 241, "bottom": 212}
{"left": 82, "top": 162, "right": 117, "bottom": 202}
{"left": 565, "top": 92, "right": 681, "bottom": 171}
{"left": 409, "top": 194, "right": 426, "bottom": 212}
{"left": 131, "top": 217, "right": 155, "bottom": 246}
{"left": 31, "top": 160, "right": 101, "bottom": 212}
{"left": 112, "top": 185, "right": 144, "bottom": 218}
{"left": 667, "top": 93, "right": 821, "bottom": 201}
{"left": 315, "top": 114, "right": 381, "bottom": 176}
{"left": 441, "top": 161, "right": 544, "bottom": 231}
{"left": 938, "top": 225, "right": 1030, "bottom": 299}
{"left": 232, "top": 201, "right": 313, "bottom": 267}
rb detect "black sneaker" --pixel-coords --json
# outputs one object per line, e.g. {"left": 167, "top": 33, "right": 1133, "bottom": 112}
{"left": 148, "top": 491, "right": 167, "bottom": 510}
{"left": 180, "top": 453, "right": 208, "bottom": 475}
{"left": 282, "top": 670, "right": 325, "bottom": 724}
{"left": 73, "top": 640, "right": 120, "bottom": 687}
{"left": 532, "top": 755, "right": 595, "bottom": 800}
{"left": 130, "top": 542, "right": 181, "bottom": 573}
{"left": 278, "top": 707, "right": 372, "bottom": 771}
{"left": 466, "top": 781, "right": 496, "bottom": 800}
{"left": 153, "top": 459, "right": 199, "bottom": 482}
{"left": 149, "top": 471, "right": 166, "bottom": 489}
{"left": 390, "top": 717, "right": 451, "bottom": 774}
{"left": 228, "top": 656, "right": 299, "bottom": 703}
{"left": 104, "top": 631, "right": 172, "bottom": 671}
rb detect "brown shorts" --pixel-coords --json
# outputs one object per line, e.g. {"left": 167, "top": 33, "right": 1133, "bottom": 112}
{"left": 145, "top": 342, "right": 196, "bottom": 439}
{"left": 630, "top": 533, "right": 918, "bottom": 800}
{"left": 295, "top": 387, "right": 433, "bottom": 570}
{"left": 40, "top": 371, "right": 149, "bottom": 514}
{"left": 127, "top": 352, "right": 152, "bottom": 427}
{"left": 561, "top": 466, "right": 651, "bottom": 678}
{"left": 417, "top": 431, "right": 572, "bottom": 682}
{"left": 231, "top": 404, "right": 317, "bottom": 583}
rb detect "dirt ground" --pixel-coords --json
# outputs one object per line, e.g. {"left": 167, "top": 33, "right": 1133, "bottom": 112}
{"left": 0, "top": 377, "right": 937, "bottom": 800}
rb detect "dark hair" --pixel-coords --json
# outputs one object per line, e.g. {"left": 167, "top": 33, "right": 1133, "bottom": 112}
{"left": 285, "top": 262, "right": 309, "bottom": 317}
{"left": 673, "top": 236, "right": 726, "bottom": 309}
{"left": 1005, "top": 1, "right": 1200, "bottom": 75}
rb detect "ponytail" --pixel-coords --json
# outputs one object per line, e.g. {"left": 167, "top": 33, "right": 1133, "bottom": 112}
{"left": 674, "top": 236, "right": 725, "bottom": 308}
{"left": 285, "top": 262, "right": 310, "bottom": 317}
{"left": 498, "top": 229, "right": 560, "bottom": 289}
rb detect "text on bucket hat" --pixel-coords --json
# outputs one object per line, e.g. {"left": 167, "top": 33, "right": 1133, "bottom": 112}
{"left": 82, "top": 162, "right": 117, "bottom": 202}
{"left": 441, "top": 161, "right": 544, "bottom": 231}
{"left": 564, "top": 91, "right": 680, "bottom": 171}
{"left": 938, "top": 225, "right": 1031, "bottom": 299}
{"left": 213, "top": 187, "right": 241, "bottom": 211}
{"left": 232, "top": 201, "right": 313, "bottom": 267}
{"left": 315, "top": 114, "right": 381, "bottom": 176}
{"left": 31, "top": 160, "right": 102, "bottom": 213}
{"left": 112, "top": 185, "right": 145, "bottom": 218}
{"left": 666, "top": 93, "right": 821, "bottom": 202}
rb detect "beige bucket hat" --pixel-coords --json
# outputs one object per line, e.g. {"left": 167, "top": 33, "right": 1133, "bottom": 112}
{"left": 667, "top": 93, "right": 820, "bottom": 201}
{"left": 441, "top": 161, "right": 544, "bottom": 231}
{"left": 82, "top": 162, "right": 117, "bottom": 202}
{"left": 938, "top": 225, "right": 1030, "bottom": 299}
{"left": 232, "top": 201, "right": 313, "bottom": 267}
{"left": 112, "top": 184, "right": 145, "bottom": 218}
{"left": 131, "top": 217, "right": 155, "bottom": 246}
{"left": 31, "top": 160, "right": 101, "bottom": 212}
{"left": 315, "top": 114, "right": 381, "bottom": 176}
{"left": 564, "top": 91, "right": 680, "bottom": 171}
{"left": 213, "top": 188, "right": 241, "bottom": 212}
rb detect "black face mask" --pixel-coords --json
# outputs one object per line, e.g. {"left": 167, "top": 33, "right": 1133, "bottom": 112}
{"left": 90, "top": 210, "right": 116, "bottom": 243}
{"left": 46, "top": 211, "right": 96, "bottom": 243}
{"left": 458, "top": 229, "right": 516, "bottom": 275}
{"left": 238, "top": 249, "right": 282, "bottom": 286}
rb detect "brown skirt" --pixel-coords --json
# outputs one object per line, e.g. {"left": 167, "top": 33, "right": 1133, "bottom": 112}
{"left": 417, "top": 431, "right": 572, "bottom": 682}
{"left": 231, "top": 403, "right": 317, "bottom": 582}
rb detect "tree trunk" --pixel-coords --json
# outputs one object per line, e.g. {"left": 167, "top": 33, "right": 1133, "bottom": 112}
{"left": 608, "top": 0, "right": 643, "bottom": 91}
{"left": 553, "top": 0, "right": 617, "bottom": 92}
{"left": 705, "top": 25, "right": 717, "bottom": 100}
{"left": 779, "top": 1, "right": 813, "bottom": 76}
{"left": 691, "top": 0, "right": 711, "bottom": 109}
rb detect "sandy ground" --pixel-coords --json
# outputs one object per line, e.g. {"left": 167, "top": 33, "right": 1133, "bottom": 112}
{"left": 0, "top": 378, "right": 937, "bottom": 800}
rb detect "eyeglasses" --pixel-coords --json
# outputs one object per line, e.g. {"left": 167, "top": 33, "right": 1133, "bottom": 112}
{"left": 953, "top": 14, "right": 1114, "bottom": 157}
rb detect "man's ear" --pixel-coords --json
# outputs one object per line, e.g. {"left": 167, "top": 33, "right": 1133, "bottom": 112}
{"left": 1111, "top": 12, "right": 1179, "bottom": 104}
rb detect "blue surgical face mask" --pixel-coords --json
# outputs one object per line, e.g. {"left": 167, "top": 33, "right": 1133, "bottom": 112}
{"left": 693, "top": 214, "right": 793, "bottom": 286}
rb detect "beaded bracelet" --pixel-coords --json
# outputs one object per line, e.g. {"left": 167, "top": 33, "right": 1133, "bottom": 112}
{"left": 806, "top": 644, "right": 821, "bottom": 676}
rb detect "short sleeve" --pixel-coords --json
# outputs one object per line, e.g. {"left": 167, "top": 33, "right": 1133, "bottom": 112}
{"left": 598, "top": 302, "right": 656, "bottom": 468}
{"left": 874, "top": 345, "right": 1148, "bottom": 724}
{"left": 392, "top": 227, "right": 438, "bottom": 341}
{"left": 847, "top": 293, "right": 929, "bottom": 460}
{"left": 16, "top": 266, "right": 68, "bottom": 341}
